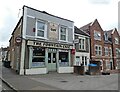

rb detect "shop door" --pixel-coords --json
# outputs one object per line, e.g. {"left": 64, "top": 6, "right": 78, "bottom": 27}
{"left": 48, "top": 53, "right": 57, "bottom": 71}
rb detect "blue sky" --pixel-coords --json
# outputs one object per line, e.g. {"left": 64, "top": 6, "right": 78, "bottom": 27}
{"left": 0, "top": 0, "right": 119, "bottom": 47}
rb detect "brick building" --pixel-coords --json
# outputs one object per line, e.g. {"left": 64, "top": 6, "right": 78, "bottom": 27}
{"left": 80, "top": 19, "right": 120, "bottom": 72}
{"left": 105, "top": 28, "right": 120, "bottom": 70}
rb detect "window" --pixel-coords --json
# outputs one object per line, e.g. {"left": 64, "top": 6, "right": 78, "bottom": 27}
{"left": 104, "top": 32, "right": 108, "bottom": 41}
{"left": 60, "top": 26, "right": 67, "bottom": 41}
{"left": 116, "top": 48, "right": 120, "bottom": 57}
{"left": 81, "top": 56, "right": 87, "bottom": 66}
{"left": 75, "top": 56, "right": 80, "bottom": 66}
{"left": 79, "top": 38, "right": 85, "bottom": 50}
{"left": 32, "top": 47, "right": 45, "bottom": 67}
{"left": 94, "top": 31, "right": 101, "bottom": 40}
{"left": 85, "top": 56, "right": 87, "bottom": 65}
{"left": 109, "top": 47, "right": 112, "bottom": 57}
{"left": 95, "top": 45, "right": 102, "bottom": 56}
{"left": 37, "top": 20, "right": 47, "bottom": 38}
{"left": 115, "top": 37, "right": 119, "bottom": 44}
{"left": 104, "top": 47, "right": 109, "bottom": 56}
{"left": 59, "top": 52, "right": 69, "bottom": 67}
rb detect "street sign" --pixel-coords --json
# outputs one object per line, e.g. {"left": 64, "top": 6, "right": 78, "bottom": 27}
{"left": 74, "top": 39, "right": 79, "bottom": 43}
{"left": 15, "top": 36, "right": 22, "bottom": 44}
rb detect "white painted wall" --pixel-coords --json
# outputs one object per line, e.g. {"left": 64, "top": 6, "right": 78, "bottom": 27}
{"left": 25, "top": 68, "right": 47, "bottom": 75}
{"left": 58, "top": 67, "right": 73, "bottom": 73}
{"left": 75, "top": 52, "right": 90, "bottom": 72}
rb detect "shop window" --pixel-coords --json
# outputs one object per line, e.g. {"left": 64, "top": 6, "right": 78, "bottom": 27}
{"left": 75, "top": 56, "right": 81, "bottom": 66}
{"left": 32, "top": 47, "right": 45, "bottom": 67}
{"left": 59, "top": 52, "right": 69, "bottom": 67}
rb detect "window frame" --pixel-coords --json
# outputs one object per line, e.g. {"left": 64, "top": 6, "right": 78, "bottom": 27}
{"left": 95, "top": 45, "right": 102, "bottom": 56}
{"left": 36, "top": 20, "right": 47, "bottom": 39}
{"left": 79, "top": 37, "right": 86, "bottom": 50}
{"left": 115, "top": 37, "right": 119, "bottom": 44}
{"left": 59, "top": 25, "right": 68, "bottom": 42}
{"left": 94, "top": 30, "right": 101, "bottom": 41}
{"left": 104, "top": 47, "right": 109, "bottom": 56}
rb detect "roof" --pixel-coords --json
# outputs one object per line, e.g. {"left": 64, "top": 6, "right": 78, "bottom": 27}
{"left": 74, "top": 26, "right": 90, "bottom": 37}
{"left": 80, "top": 22, "right": 91, "bottom": 31}
{"left": 80, "top": 19, "right": 103, "bottom": 34}
{"left": 23, "top": 5, "right": 74, "bottom": 23}
{"left": 104, "top": 30, "right": 112, "bottom": 38}
{"left": 11, "top": 16, "right": 23, "bottom": 35}
{"left": 104, "top": 40, "right": 112, "bottom": 44}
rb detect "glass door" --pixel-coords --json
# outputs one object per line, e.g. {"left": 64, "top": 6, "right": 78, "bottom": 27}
{"left": 48, "top": 53, "right": 57, "bottom": 71}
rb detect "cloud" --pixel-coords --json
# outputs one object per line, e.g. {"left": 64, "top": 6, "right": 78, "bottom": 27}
{"left": 88, "top": 0, "right": 112, "bottom": 4}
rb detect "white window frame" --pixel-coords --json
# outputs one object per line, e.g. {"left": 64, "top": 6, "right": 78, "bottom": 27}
{"left": 115, "top": 37, "right": 119, "bottom": 44}
{"left": 95, "top": 45, "right": 102, "bottom": 56}
{"left": 104, "top": 47, "right": 109, "bottom": 56}
{"left": 109, "top": 47, "right": 112, "bottom": 57}
{"left": 59, "top": 25, "right": 68, "bottom": 42}
{"left": 94, "top": 30, "right": 101, "bottom": 41}
{"left": 79, "top": 37, "right": 86, "bottom": 50}
{"left": 75, "top": 56, "right": 81, "bottom": 66}
{"left": 36, "top": 20, "right": 47, "bottom": 39}
{"left": 81, "top": 56, "right": 88, "bottom": 66}
{"left": 116, "top": 48, "right": 119, "bottom": 57}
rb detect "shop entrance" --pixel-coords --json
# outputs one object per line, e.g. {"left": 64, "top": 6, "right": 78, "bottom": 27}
{"left": 48, "top": 53, "right": 57, "bottom": 71}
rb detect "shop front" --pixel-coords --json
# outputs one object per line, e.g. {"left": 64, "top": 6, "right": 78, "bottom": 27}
{"left": 25, "top": 40, "right": 74, "bottom": 75}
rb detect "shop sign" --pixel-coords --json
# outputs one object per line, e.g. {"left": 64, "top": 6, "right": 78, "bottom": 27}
{"left": 74, "top": 39, "right": 79, "bottom": 43}
{"left": 27, "top": 41, "right": 72, "bottom": 49}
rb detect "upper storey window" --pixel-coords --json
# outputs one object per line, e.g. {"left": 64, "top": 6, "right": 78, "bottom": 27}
{"left": 115, "top": 37, "right": 119, "bottom": 44}
{"left": 36, "top": 20, "right": 47, "bottom": 38}
{"left": 60, "top": 26, "right": 68, "bottom": 41}
{"left": 94, "top": 30, "right": 101, "bottom": 41}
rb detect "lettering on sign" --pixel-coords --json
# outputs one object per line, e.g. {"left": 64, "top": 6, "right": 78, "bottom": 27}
{"left": 27, "top": 41, "right": 72, "bottom": 49}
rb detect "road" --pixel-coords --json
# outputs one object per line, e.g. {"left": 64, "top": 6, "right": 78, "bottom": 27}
{"left": 0, "top": 78, "right": 16, "bottom": 92}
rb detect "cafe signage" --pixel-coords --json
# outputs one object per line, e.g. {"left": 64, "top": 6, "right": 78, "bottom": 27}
{"left": 27, "top": 41, "right": 72, "bottom": 49}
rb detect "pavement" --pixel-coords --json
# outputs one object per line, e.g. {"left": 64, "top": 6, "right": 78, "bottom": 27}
{"left": 0, "top": 65, "right": 119, "bottom": 91}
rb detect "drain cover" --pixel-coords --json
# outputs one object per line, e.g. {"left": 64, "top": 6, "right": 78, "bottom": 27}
{"left": 60, "top": 80, "right": 68, "bottom": 82}
{"left": 80, "top": 81, "right": 83, "bottom": 82}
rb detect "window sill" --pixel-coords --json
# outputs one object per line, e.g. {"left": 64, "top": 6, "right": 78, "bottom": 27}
{"left": 35, "top": 36, "right": 47, "bottom": 40}
{"left": 58, "top": 40, "right": 68, "bottom": 43}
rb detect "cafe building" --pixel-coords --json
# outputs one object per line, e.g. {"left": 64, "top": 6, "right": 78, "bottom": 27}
{"left": 9, "top": 5, "right": 74, "bottom": 75}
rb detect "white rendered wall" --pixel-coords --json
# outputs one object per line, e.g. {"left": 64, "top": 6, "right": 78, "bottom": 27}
{"left": 58, "top": 67, "right": 73, "bottom": 73}
{"left": 25, "top": 68, "right": 47, "bottom": 75}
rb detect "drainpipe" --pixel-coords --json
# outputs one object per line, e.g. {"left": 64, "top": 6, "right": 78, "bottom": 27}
{"left": 111, "top": 34, "right": 115, "bottom": 70}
